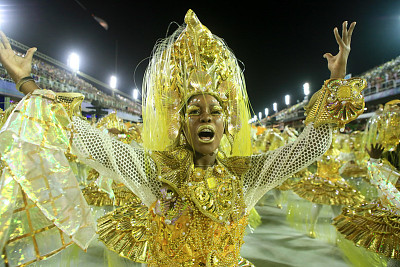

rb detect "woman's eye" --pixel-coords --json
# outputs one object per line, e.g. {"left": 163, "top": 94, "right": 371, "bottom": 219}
{"left": 211, "top": 108, "right": 223, "bottom": 115}
{"left": 188, "top": 110, "right": 200, "bottom": 115}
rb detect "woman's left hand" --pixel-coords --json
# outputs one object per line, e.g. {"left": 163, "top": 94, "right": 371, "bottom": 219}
{"left": 323, "top": 21, "right": 356, "bottom": 79}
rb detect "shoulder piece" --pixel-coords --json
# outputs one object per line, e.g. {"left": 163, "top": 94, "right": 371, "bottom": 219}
{"left": 218, "top": 155, "right": 251, "bottom": 177}
{"left": 150, "top": 146, "right": 192, "bottom": 194}
{"left": 55, "top": 92, "right": 85, "bottom": 119}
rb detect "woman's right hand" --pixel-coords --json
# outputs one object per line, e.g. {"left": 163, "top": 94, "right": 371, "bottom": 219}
{"left": 0, "top": 31, "right": 37, "bottom": 83}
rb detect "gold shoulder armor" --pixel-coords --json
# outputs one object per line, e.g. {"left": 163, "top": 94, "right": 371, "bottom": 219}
{"left": 304, "top": 78, "right": 367, "bottom": 129}
{"left": 55, "top": 92, "right": 85, "bottom": 119}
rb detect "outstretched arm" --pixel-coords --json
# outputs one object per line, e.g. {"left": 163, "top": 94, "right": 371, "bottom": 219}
{"left": 0, "top": 31, "right": 39, "bottom": 94}
{"left": 324, "top": 21, "right": 356, "bottom": 79}
{"left": 243, "top": 21, "right": 361, "bottom": 209}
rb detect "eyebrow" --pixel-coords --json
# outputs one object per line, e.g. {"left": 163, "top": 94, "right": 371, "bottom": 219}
{"left": 187, "top": 103, "right": 221, "bottom": 107}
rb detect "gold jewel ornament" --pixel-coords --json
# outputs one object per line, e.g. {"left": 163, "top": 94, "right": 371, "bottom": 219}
{"left": 142, "top": 9, "right": 251, "bottom": 157}
{"left": 304, "top": 78, "right": 367, "bottom": 130}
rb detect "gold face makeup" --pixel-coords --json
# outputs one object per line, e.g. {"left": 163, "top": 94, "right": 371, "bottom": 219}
{"left": 183, "top": 94, "right": 225, "bottom": 155}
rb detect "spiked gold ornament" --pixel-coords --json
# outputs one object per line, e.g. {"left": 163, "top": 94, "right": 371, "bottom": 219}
{"left": 304, "top": 78, "right": 366, "bottom": 129}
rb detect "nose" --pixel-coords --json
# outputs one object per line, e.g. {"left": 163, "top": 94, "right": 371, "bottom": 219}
{"left": 200, "top": 112, "right": 212, "bottom": 123}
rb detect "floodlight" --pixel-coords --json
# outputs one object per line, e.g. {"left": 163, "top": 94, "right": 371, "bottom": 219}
{"left": 68, "top": 53, "right": 80, "bottom": 72}
{"left": 110, "top": 75, "right": 117, "bottom": 89}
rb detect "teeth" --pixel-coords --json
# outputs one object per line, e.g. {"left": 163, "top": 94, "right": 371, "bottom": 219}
{"left": 197, "top": 125, "right": 215, "bottom": 143}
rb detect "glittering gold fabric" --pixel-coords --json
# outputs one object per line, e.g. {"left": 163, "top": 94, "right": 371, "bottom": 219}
{"left": 304, "top": 78, "right": 366, "bottom": 129}
{"left": 333, "top": 200, "right": 400, "bottom": 259}
{"left": 293, "top": 147, "right": 364, "bottom": 206}
{"left": 1, "top": 183, "right": 75, "bottom": 266}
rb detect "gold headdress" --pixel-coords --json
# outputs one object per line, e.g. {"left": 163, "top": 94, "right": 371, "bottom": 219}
{"left": 142, "top": 9, "right": 251, "bottom": 156}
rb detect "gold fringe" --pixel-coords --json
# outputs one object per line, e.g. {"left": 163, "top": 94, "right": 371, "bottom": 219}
{"left": 97, "top": 203, "right": 150, "bottom": 263}
{"left": 333, "top": 200, "right": 400, "bottom": 259}
{"left": 293, "top": 175, "right": 364, "bottom": 206}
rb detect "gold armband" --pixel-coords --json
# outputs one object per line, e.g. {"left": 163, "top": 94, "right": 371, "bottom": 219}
{"left": 15, "top": 76, "right": 34, "bottom": 92}
{"left": 304, "top": 78, "right": 367, "bottom": 129}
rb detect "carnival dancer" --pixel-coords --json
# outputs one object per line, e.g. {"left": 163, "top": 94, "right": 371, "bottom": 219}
{"left": 334, "top": 101, "right": 400, "bottom": 267}
{"left": 333, "top": 143, "right": 400, "bottom": 267}
{"left": 0, "top": 10, "right": 365, "bottom": 266}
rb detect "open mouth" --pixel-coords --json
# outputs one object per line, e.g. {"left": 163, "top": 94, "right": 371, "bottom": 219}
{"left": 197, "top": 125, "right": 215, "bottom": 143}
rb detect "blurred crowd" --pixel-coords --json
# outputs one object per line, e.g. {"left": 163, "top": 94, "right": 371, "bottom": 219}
{"left": 0, "top": 51, "right": 140, "bottom": 115}
{"left": 360, "top": 55, "right": 400, "bottom": 96}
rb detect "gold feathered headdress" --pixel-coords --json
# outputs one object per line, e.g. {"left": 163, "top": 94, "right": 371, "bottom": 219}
{"left": 142, "top": 9, "right": 251, "bottom": 156}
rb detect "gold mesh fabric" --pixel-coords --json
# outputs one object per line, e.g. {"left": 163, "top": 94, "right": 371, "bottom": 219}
{"left": 243, "top": 124, "right": 332, "bottom": 209}
{"left": 71, "top": 116, "right": 161, "bottom": 208}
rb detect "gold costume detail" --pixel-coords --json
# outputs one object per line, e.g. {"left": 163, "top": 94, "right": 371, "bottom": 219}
{"left": 53, "top": 92, "right": 85, "bottom": 120}
{"left": 83, "top": 181, "right": 141, "bottom": 206}
{"left": 305, "top": 78, "right": 366, "bottom": 128}
{"left": 97, "top": 202, "right": 150, "bottom": 263}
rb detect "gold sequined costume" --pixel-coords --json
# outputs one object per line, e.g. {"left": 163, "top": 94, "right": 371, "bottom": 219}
{"left": 0, "top": 10, "right": 366, "bottom": 267}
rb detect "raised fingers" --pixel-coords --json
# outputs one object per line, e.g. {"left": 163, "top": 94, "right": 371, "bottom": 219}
{"left": 334, "top": 27, "right": 345, "bottom": 48}
{"left": 0, "top": 31, "right": 11, "bottom": 50}
{"left": 346, "top": 22, "right": 356, "bottom": 46}
{"left": 342, "top": 21, "right": 348, "bottom": 44}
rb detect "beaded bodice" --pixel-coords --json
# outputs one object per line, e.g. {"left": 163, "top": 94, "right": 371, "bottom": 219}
{"left": 147, "top": 147, "right": 251, "bottom": 266}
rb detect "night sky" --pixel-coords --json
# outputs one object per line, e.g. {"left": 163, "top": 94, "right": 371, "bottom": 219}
{"left": 2, "top": 0, "right": 400, "bottom": 115}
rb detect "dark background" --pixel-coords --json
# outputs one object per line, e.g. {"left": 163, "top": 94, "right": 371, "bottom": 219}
{"left": 2, "top": 0, "right": 400, "bottom": 115}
